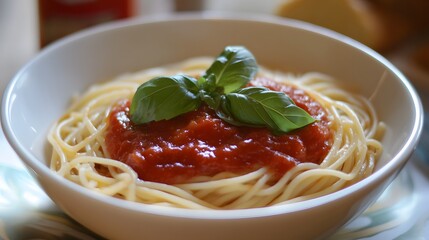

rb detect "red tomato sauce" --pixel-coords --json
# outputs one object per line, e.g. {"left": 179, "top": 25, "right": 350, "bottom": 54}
{"left": 105, "top": 78, "right": 332, "bottom": 184}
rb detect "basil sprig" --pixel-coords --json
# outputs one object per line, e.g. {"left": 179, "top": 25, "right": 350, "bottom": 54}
{"left": 130, "top": 46, "right": 315, "bottom": 133}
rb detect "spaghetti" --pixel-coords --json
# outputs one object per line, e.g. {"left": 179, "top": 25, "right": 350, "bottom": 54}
{"left": 48, "top": 57, "right": 383, "bottom": 209}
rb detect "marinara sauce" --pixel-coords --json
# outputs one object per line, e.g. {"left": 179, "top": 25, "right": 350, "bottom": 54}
{"left": 105, "top": 78, "right": 332, "bottom": 184}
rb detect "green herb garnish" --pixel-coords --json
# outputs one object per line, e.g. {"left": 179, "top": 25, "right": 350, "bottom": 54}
{"left": 130, "top": 46, "right": 315, "bottom": 134}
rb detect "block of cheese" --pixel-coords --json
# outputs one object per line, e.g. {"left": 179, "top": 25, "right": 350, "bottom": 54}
{"left": 276, "top": 0, "right": 384, "bottom": 50}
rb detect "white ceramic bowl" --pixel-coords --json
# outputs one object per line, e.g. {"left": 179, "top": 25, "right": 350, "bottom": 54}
{"left": 1, "top": 14, "right": 423, "bottom": 240}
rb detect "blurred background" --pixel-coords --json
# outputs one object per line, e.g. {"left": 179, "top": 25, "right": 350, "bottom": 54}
{"left": 1, "top": 0, "right": 429, "bottom": 99}
{"left": 1, "top": 0, "right": 429, "bottom": 239}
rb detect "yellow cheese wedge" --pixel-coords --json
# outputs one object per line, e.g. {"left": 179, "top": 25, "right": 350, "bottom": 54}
{"left": 276, "top": 0, "right": 383, "bottom": 50}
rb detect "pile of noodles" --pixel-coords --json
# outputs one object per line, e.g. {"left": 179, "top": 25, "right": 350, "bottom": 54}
{"left": 48, "top": 58, "right": 383, "bottom": 209}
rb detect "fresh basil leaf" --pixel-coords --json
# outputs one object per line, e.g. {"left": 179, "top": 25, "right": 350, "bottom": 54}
{"left": 130, "top": 75, "right": 201, "bottom": 124}
{"left": 204, "top": 46, "right": 258, "bottom": 94}
{"left": 221, "top": 87, "right": 315, "bottom": 133}
{"left": 215, "top": 95, "right": 250, "bottom": 127}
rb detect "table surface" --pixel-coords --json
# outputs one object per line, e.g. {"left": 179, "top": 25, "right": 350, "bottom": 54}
{"left": 1, "top": 1, "right": 429, "bottom": 239}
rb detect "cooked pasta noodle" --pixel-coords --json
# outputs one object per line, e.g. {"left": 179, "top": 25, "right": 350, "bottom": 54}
{"left": 48, "top": 57, "right": 384, "bottom": 209}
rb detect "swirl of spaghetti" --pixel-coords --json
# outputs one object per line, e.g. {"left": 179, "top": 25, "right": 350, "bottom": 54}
{"left": 48, "top": 58, "right": 384, "bottom": 209}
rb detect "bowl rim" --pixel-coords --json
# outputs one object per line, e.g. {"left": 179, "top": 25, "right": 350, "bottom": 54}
{"left": 1, "top": 12, "right": 424, "bottom": 219}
